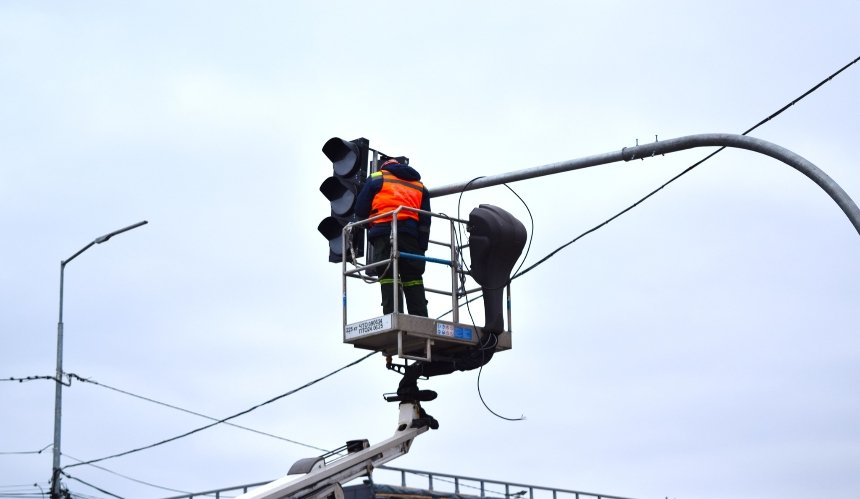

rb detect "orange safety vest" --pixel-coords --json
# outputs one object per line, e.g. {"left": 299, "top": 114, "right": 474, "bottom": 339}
{"left": 370, "top": 171, "right": 425, "bottom": 225}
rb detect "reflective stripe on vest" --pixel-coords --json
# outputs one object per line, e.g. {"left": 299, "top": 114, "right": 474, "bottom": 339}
{"left": 370, "top": 171, "right": 424, "bottom": 225}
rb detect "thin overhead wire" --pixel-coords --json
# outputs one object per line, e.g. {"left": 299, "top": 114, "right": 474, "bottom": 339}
{"left": 60, "top": 471, "right": 123, "bottom": 499}
{"left": 64, "top": 351, "right": 376, "bottom": 470}
{"left": 424, "top": 57, "right": 859, "bottom": 423}
{"left": 511, "top": 54, "right": 859, "bottom": 279}
{"left": 1, "top": 376, "right": 58, "bottom": 383}
{"left": 67, "top": 374, "right": 329, "bottom": 453}
{"left": 0, "top": 444, "right": 52, "bottom": 456}
{"left": 0, "top": 482, "right": 49, "bottom": 499}
{"left": 62, "top": 453, "right": 190, "bottom": 496}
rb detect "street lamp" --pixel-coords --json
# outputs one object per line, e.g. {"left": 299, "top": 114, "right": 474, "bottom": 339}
{"left": 50, "top": 220, "right": 148, "bottom": 499}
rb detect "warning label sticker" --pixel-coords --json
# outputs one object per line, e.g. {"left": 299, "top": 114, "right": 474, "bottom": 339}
{"left": 345, "top": 315, "right": 392, "bottom": 340}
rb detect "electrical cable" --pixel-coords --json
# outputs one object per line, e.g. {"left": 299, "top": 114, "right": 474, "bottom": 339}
{"left": 346, "top": 225, "right": 392, "bottom": 284}
{"left": 513, "top": 54, "right": 860, "bottom": 280}
{"left": 2, "top": 376, "right": 61, "bottom": 384}
{"left": 20, "top": 55, "right": 856, "bottom": 495}
{"left": 453, "top": 179, "right": 533, "bottom": 422}
{"left": 63, "top": 351, "right": 376, "bottom": 470}
{"left": 502, "top": 185, "right": 534, "bottom": 280}
{"left": 60, "top": 471, "right": 122, "bottom": 499}
{"left": 472, "top": 184, "right": 532, "bottom": 422}
{"left": 61, "top": 453, "right": 190, "bottom": 496}
{"left": 455, "top": 179, "right": 535, "bottom": 291}
{"left": 68, "top": 493, "right": 101, "bottom": 499}
{"left": 0, "top": 482, "right": 49, "bottom": 499}
{"left": 428, "top": 55, "right": 860, "bottom": 422}
{"left": 66, "top": 374, "right": 329, "bottom": 453}
{"left": 0, "top": 444, "right": 51, "bottom": 456}
{"left": 434, "top": 180, "right": 537, "bottom": 322}
{"left": 68, "top": 494, "right": 100, "bottom": 499}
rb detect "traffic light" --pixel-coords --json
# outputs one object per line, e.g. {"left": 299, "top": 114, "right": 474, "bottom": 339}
{"left": 468, "top": 204, "right": 527, "bottom": 334}
{"left": 319, "top": 137, "right": 369, "bottom": 262}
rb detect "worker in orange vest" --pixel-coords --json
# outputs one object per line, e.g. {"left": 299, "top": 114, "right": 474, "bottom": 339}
{"left": 355, "top": 157, "right": 432, "bottom": 317}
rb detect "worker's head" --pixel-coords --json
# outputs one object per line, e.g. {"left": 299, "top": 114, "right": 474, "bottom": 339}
{"left": 380, "top": 158, "right": 399, "bottom": 169}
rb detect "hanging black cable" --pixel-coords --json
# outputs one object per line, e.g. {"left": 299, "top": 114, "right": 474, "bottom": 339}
{"left": 453, "top": 179, "right": 533, "bottom": 421}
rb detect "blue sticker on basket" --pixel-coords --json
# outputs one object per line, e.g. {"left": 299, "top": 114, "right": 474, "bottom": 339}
{"left": 436, "top": 323, "right": 473, "bottom": 341}
{"left": 455, "top": 326, "right": 473, "bottom": 340}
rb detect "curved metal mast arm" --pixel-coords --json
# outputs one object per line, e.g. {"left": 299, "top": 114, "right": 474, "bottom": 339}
{"left": 428, "top": 133, "right": 860, "bottom": 236}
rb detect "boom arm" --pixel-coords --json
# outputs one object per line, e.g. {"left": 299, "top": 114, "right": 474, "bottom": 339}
{"left": 237, "top": 402, "right": 430, "bottom": 499}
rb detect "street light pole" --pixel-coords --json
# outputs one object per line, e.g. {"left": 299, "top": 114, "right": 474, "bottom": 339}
{"left": 50, "top": 220, "right": 148, "bottom": 499}
{"left": 428, "top": 133, "right": 860, "bottom": 235}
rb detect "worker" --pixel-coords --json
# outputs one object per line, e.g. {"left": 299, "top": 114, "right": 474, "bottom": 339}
{"left": 355, "top": 157, "right": 432, "bottom": 317}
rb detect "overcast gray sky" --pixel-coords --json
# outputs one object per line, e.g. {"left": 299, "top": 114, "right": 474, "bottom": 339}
{"left": 2, "top": 2, "right": 859, "bottom": 499}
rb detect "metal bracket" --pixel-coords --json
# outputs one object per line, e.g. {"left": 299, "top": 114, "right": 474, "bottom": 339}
{"left": 398, "top": 331, "right": 433, "bottom": 362}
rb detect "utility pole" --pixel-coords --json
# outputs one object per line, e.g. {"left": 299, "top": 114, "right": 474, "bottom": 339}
{"left": 51, "top": 220, "right": 148, "bottom": 499}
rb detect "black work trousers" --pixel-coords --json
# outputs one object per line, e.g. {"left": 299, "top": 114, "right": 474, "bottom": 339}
{"left": 371, "top": 234, "right": 428, "bottom": 317}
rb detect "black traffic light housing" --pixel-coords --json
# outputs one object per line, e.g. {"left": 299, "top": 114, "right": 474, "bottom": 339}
{"left": 319, "top": 137, "right": 369, "bottom": 262}
{"left": 467, "top": 204, "right": 528, "bottom": 334}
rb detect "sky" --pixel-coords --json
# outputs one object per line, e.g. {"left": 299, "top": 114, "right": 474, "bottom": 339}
{"left": 1, "top": 2, "right": 859, "bottom": 498}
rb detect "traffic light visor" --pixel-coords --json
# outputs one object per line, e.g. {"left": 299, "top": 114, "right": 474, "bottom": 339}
{"left": 318, "top": 216, "right": 345, "bottom": 254}
{"left": 320, "top": 177, "right": 356, "bottom": 216}
{"left": 322, "top": 137, "right": 361, "bottom": 177}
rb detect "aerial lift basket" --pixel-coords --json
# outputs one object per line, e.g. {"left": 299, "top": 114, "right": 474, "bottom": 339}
{"left": 340, "top": 206, "right": 515, "bottom": 362}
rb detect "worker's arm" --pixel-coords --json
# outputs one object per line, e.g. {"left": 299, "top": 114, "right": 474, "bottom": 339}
{"left": 354, "top": 173, "right": 383, "bottom": 219}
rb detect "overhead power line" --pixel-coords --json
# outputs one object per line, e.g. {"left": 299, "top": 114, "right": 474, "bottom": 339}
{"left": 68, "top": 373, "right": 329, "bottom": 453}
{"left": 62, "top": 453, "right": 190, "bottom": 496}
{"left": 60, "top": 471, "right": 123, "bottom": 499}
{"left": 511, "top": 54, "right": 860, "bottom": 280}
{"left": 434, "top": 54, "right": 860, "bottom": 317}
{"left": 25, "top": 53, "right": 858, "bottom": 495}
{"left": 0, "top": 482, "right": 49, "bottom": 499}
{"left": 64, "top": 351, "right": 376, "bottom": 470}
{"left": 3, "top": 372, "right": 328, "bottom": 452}
{"left": 2, "top": 375, "right": 58, "bottom": 383}
{"left": 0, "top": 444, "right": 52, "bottom": 456}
